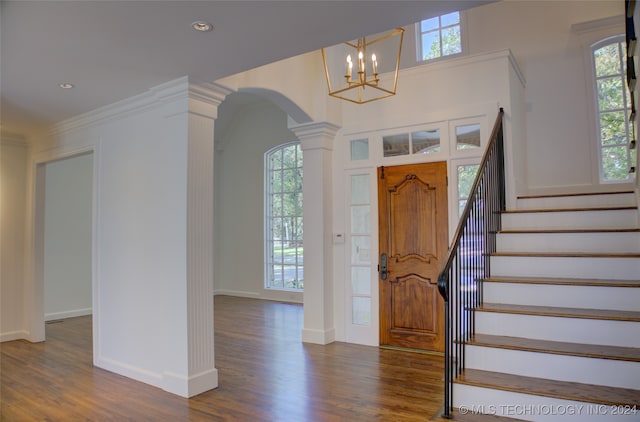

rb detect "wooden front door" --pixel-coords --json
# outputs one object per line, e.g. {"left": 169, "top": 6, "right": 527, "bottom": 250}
{"left": 378, "top": 162, "right": 448, "bottom": 352}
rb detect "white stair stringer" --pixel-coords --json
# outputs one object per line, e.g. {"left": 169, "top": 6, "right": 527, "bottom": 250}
{"left": 465, "top": 345, "right": 640, "bottom": 389}
{"left": 453, "top": 383, "right": 640, "bottom": 422}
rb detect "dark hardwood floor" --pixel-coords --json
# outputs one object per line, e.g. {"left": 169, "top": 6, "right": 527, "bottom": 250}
{"left": 1, "top": 296, "right": 448, "bottom": 421}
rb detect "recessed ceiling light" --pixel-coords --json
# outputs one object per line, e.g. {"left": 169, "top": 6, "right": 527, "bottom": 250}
{"left": 191, "top": 21, "right": 213, "bottom": 32}
{"left": 59, "top": 83, "right": 74, "bottom": 89}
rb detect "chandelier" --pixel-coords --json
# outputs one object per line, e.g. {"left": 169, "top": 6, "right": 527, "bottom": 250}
{"left": 321, "top": 27, "right": 404, "bottom": 104}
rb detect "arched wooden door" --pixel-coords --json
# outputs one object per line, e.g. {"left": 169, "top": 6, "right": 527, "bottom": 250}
{"left": 378, "top": 162, "right": 448, "bottom": 352}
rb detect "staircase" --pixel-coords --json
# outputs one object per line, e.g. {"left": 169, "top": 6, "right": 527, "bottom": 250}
{"left": 452, "top": 191, "right": 640, "bottom": 421}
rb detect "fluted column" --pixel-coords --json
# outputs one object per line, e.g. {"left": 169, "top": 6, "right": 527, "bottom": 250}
{"left": 289, "top": 121, "right": 340, "bottom": 344}
{"left": 160, "top": 81, "right": 232, "bottom": 397}
{"left": 185, "top": 82, "right": 232, "bottom": 396}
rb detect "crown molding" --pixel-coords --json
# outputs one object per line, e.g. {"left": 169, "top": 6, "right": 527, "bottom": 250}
{"left": 51, "top": 77, "right": 232, "bottom": 136}
{"left": 289, "top": 121, "right": 341, "bottom": 151}
{"left": 1, "top": 132, "right": 27, "bottom": 146}
{"left": 572, "top": 15, "right": 624, "bottom": 34}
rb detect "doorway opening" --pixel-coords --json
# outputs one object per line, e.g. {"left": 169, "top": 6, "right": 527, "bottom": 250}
{"left": 34, "top": 151, "right": 94, "bottom": 341}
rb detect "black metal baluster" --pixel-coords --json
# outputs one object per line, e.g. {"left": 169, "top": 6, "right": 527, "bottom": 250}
{"left": 437, "top": 108, "right": 504, "bottom": 417}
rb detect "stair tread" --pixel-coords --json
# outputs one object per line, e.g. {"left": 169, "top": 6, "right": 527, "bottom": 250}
{"left": 502, "top": 206, "right": 637, "bottom": 214}
{"left": 499, "top": 228, "right": 640, "bottom": 234}
{"left": 468, "top": 334, "right": 640, "bottom": 362}
{"left": 477, "top": 303, "right": 640, "bottom": 321}
{"left": 492, "top": 251, "right": 640, "bottom": 258}
{"left": 456, "top": 369, "right": 640, "bottom": 406}
{"left": 517, "top": 191, "right": 635, "bottom": 200}
{"left": 484, "top": 276, "right": 640, "bottom": 287}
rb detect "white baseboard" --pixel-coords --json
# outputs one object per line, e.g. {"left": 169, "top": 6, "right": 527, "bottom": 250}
{"left": 95, "top": 355, "right": 218, "bottom": 398}
{"left": 163, "top": 368, "right": 219, "bottom": 398}
{"left": 0, "top": 329, "right": 29, "bottom": 342}
{"left": 45, "top": 307, "right": 92, "bottom": 321}
{"left": 214, "top": 289, "right": 303, "bottom": 304}
{"left": 302, "top": 327, "right": 336, "bottom": 345}
{"left": 214, "top": 289, "right": 260, "bottom": 299}
{"left": 95, "top": 355, "right": 163, "bottom": 390}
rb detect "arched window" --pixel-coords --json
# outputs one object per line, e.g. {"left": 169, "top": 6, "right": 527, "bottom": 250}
{"left": 592, "top": 36, "right": 635, "bottom": 182}
{"left": 264, "top": 142, "right": 303, "bottom": 291}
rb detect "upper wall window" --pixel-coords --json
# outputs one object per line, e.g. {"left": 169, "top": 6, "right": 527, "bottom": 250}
{"left": 416, "top": 11, "right": 462, "bottom": 62}
{"left": 592, "top": 36, "right": 634, "bottom": 182}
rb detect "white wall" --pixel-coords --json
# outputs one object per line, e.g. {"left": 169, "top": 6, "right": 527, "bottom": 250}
{"left": 466, "top": 0, "right": 626, "bottom": 193}
{"left": 44, "top": 153, "right": 93, "bottom": 320}
{"left": 93, "top": 105, "right": 190, "bottom": 386}
{"left": 1, "top": 137, "right": 28, "bottom": 341}
{"left": 214, "top": 98, "right": 301, "bottom": 302}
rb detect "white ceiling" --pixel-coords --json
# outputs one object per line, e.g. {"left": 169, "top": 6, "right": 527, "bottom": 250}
{"left": 1, "top": 1, "right": 492, "bottom": 140}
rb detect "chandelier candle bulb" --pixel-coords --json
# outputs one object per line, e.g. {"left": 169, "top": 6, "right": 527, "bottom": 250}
{"left": 371, "top": 54, "right": 378, "bottom": 74}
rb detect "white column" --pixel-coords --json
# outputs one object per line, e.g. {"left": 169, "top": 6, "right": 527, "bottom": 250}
{"left": 290, "top": 121, "right": 340, "bottom": 344}
{"left": 184, "top": 82, "right": 232, "bottom": 396}
{"left": 157, "top": 81, "right": 232, "bottom": 397}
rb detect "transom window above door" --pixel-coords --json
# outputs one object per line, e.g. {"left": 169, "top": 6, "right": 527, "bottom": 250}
{"left": 382, "top": 130, "right": 441, "bottom": 157}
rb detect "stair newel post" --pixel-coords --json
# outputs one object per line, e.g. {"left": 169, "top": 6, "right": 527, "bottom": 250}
{"left": 444, "top": 277, "right": 452, "bottom": 419}
{"left": 456, "top": 248, "right": 462, "bottom": 373}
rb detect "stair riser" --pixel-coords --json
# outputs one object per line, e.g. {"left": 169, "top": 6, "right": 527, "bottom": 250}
{"left": 465, "top": 346, "right": 640, "bottom": 389}
{"left": 491, "top": 256, "right": 640, "bottom": 280}
{"left": 453, "top": 384, "right": 640, "bottom": 422}
{"left": 496, "top": 232, "right": 640, "bottom": 253}
{"left": 483, "top": 283, "right": 640, "bottom": 311}
{"left": 475, "top": 312, "right": 640, "bottom": 347}
{"left": 517, "top": 193, "right": 637, "bottom": 210}
{"left": 501, "top": 209, "right": 638, "bottom": 230}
